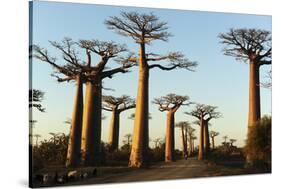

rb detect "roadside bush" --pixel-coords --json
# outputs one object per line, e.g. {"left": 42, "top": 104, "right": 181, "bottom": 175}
{"left": 244, "top": 115, "right": 271, "bottom": 170}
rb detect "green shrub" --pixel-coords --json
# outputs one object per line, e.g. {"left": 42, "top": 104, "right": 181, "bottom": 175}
{"left": 244, "top": 115, "right": 271, "bottom": 170}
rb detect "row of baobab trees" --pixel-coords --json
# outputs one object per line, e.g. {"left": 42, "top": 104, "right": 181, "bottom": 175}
{"left": 32, "top": 11, "right": 271, "bottom": 168}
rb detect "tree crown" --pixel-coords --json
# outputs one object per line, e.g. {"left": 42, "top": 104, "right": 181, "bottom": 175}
{"left": 186, "top": 103, "right": 222, "bottom": 121}
{"left": 105, "top": 11, "right": 171, "bottom": 44}
{"left": 218, "top": 28, "right": 271, "bottom": 64}
{"left": 102, "top": 95, "right": 135, "bottom": 112}
{"left": 153, "top": 93, "right": 191, "bottom": 112}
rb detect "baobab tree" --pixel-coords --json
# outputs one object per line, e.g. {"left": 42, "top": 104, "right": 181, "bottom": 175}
{"left": 33, "top": 40, "right": 85, "bottom": 167}
{"left": 222, "top": 135, "right": 228, "bottom": 145}
{"left": 106, "top": 12, "right": 197, "bottom": 167}
{"left": 153, "top": 138, "right": 162, "bottom": 149}
{"left": 229, "top": 139, "right": 237, "bottom": 147}
{"left": 186, "top": 104, "right": 221, "bottom": 160}
{"left": 78, "top": 40, "right": 134, "bottom": 166}
{"left": 123, "top": 134, "right": 132, "bottom": 146}
{"left": 33, "top": 38, "right": 133, "bottom": 166}
{"left": 153, "top": 94, "right": 191, "bottom": 162}
{"left": 102, "top": 95, "right": 136, "bottom": 151}
{"left": 29, "top": 89, "right": 45, "bottom": 112}
{"left": 186, "top": 125, "right": 196, "bottom": 156}
{"left": 33, "top": 134, "right": 41, "bottom": 147}
{"left": 210, "top": 131, "right": 219, "bottom": 149}
{"left": 218, "top": 29, "right": 271, "bottom": 163}
{"left": 175, "top": 121, "right": 189, "bottom": 157}
{"left": 191, "top": 135, "right": 197, "bottom": 153}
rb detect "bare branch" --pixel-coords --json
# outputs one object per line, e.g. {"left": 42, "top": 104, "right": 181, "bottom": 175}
{"left": 218, "top": 28, "right": 272, "bottom": 63}
{"left": 105, "top": 11, "right": 171, "bottom": 44}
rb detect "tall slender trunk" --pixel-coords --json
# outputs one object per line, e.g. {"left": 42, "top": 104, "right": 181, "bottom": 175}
{"left": 108, "top": 110, "right": 120, "bottom": 151}
{"left": 192, "top": 139, "right": 194, "bottom": 153}
{"left": 129, "top": 43, "right": 149, "bottom": 168}
{"left": 248, "top": 61, "right": 261, "bottom": 127}
{"left": 165, "top": 111, "right": 175, "bottom": 162}
{"left": 198, "top": 117, "right": 204, "bottom": 160}
{"left": 66, "top": 75, "right": 83, "bottom": 167}
{"left": 247, "top": 61, "right": 261, "bottom": 164}
{"left": 81, "top": 80, "right": 102, "bottom": 166}
{"left": 181, "top": 126, "right": 187, "bottom": 157}
{"left": 188, "top": 134, "right": 192, "bottom": 156}
{"left": 203, "top": 121, "right": 210, "bottom": 157}
{"left": 211, "top": 136, "right": 215, "bottom": 149}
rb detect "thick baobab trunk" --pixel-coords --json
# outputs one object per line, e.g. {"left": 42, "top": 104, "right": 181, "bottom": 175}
{"left": 198, "top": 118, "right": 204, "bottom": 160}
{"left": 81, "top": 80, "right": 102, "bottom": 166}
{"left": 165, "top": 111, "right": 175, "bottom": 162}
{"left": 247, "top": 61, "right": 261, "bottom": 164}
{"left": 108, "top": 110, "right": 120, "bottom": 151}
{"left": 66, "top": 75, "right": 83, "bottom": 167}
{"left": 129, "top": 43, "right": 149, "bottom": 168}
{"left": 248, "top": 61, "right": 261, "bottom": 127}
{"left": 181, "top": 126, "right": 187, "bottom": 157}
{"left": 203, "top": 122, "right": 210, "bottom": 157}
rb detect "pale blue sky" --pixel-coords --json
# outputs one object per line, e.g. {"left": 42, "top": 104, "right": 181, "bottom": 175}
{"left": 31, "top": 1, "right": 271, "bottom": 149}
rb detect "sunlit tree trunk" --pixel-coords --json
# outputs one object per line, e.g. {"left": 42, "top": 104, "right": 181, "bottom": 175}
{"left": 188, "top": 134, "right": 192, "bottom": 156}
{"left": 129, "top": 43, "right": 149, "bottom": 167}
{"left": 203, "top": 122, "right": 210, "bottom": 157}
{"left": 192, "top": 139, "right": 195, "bottom": 153}
{"left": 248, "top": 61, "right": 261, "bottom": 127}
{"left": 108, "top": 110, "right": 120, "bottom": 151}
{"left": 165, "top": 111, "right": 175, "bottom": 162}
{"left": 198, "top": 118, "right": 204, "bottom": 160}
{"left": 66, "top": 75, "right": 83, "bottom": 167}
{"left": 81, "top": 80, "right": 102, "bottom": 166}
{"left": 211, "top": 136, "right": 215, "bottom": 149}
{"left": 247, "top": 61, "right": 261, "bottom": 164}
{"left": 181, "top": 126, "right": 187, "bottom": 157}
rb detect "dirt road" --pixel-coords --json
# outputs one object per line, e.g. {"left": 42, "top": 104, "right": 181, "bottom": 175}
{"left": 71, "top": 157, "right": 247, "bottom": 185}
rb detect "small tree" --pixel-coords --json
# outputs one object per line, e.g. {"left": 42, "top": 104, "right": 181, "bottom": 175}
{"left": 153, "top": 94, "right": 191, "bottom": 162}
{"left": 106, "top": 12, "right": 197, "bottom": 167}
{"left": 186, "top": 125, "right": 196, "bottom": 156}
{"left": 229, "top": 139, "right": 237, "bottom": 147}
{"left": 210, "top": 131, "right": 219, "bottom": 149}
{"left": 153, "top": 138, "right": 162, "bottom": 149}
{"left": 186, "top": 104, "right": 221, "bottom": 160}
{"left": 222, "top": 135, "right": 228, "bottom": 145}
{"left": 191, "top": 135, "right": 197, "bottom": 153}
{"left": 175, "top": 121, "right": 189, "bottom": 157}
{"left": 103, "top": 95, "right": 135, "bottom": 151}
{"left": 29, "top": 89, "right": 45, "bottom": 112}
{"left": 33, "top": 134, "right": 41, "bottom": 147}
{"left": 121, "top": 134, "right": 132, "bottom": 153}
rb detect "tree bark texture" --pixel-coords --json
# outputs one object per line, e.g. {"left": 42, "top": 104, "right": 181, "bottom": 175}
{"left": 81, "top": 80, "right": 102, "bottom": 166}
{"left": 129, "top": 43, "right": 149, "bottom": 167}
{"left": 203, "top": 122, "right": 210, "bottom": 157}
{"left": 198, "top": 118, "right": 205, "bottom": 160}
{"left": 247, "top": 61, "right": 261, "bottom": 164}
{"left": 108, "top": 110, "right": 120, "bottom": 151}
{"left": 66, "top": 75, "right": 83, "bottom": 167}
{"left": 165, "top": 111, "right": 175, "bottom": 162}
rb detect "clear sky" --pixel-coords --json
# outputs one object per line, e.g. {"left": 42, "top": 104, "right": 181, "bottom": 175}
{"left": 31, "top": 1, "right": 271, "bottom": 149}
